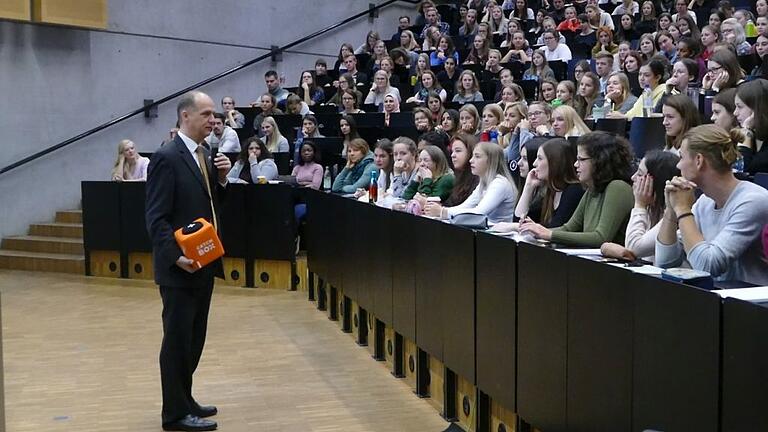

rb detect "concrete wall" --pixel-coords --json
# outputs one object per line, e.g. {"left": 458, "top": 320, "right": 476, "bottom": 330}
{"left": 0, "top": 0, "right": 416, "bottom": 238}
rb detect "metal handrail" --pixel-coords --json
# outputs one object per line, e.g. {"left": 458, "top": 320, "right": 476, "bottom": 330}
{"left": 0, "top": 0, "right": 418, "bottom": 176}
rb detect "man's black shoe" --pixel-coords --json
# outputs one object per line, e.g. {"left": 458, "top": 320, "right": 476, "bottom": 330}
{"left": 162, "top": 415, "right": 217, "bottom": 431}
{"left": 193, "top": 404, "right": 218, "bottom": 418}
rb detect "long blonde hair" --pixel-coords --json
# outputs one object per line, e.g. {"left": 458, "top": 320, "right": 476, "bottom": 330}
{"left": 261, "top": 116, "right": 285, "bottom": 153}
{"left": 112, "top": 139, "right": 136, "bottom": 180}
{"left": 475, "top": 141, "right": 518, "bottom": 194}
{"left": 552, "top": 105, "right": 590, "bottom": 137}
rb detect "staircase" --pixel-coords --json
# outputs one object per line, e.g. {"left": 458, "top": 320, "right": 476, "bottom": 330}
{"left": 0, "top": 210, "right": 85, "bottom": 274}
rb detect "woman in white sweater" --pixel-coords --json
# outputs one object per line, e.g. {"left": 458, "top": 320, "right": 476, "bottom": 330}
{"left": 601, "top": 150, "right": 680, "bottom": 261}
{"left": 424, "top": 141, "right": 518, "bottom": 223}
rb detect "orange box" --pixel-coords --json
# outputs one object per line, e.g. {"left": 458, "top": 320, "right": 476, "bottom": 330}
{"left": 174, "top": 218, "right": 224, "bottom": 269}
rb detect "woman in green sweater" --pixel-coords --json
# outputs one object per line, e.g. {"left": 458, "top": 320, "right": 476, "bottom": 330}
{"left": 520, "top": 131, "right": 634, "bottom": 247}
{"left": 403, "top": 145, "right": 454, "bottom": 202}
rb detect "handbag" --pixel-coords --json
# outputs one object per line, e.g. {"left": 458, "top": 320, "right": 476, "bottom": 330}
{"left": 450, "top": 213, "right": 488, "bottom": 230}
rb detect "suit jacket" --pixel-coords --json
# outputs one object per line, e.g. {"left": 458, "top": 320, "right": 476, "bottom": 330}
{"left": 145, "top": 136, "right": 225, "bottom": 287}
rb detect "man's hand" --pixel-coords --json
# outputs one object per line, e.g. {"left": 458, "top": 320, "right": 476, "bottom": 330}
{"left": 214, "top": 153, "right": 232, "bottom": 183}
{"left": 176, "top": 256, "right": 199, "bottom": 273}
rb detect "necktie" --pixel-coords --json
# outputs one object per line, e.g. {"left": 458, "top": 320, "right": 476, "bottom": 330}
{"left": 195, "top": 145, "right": 219, "bottom": 232}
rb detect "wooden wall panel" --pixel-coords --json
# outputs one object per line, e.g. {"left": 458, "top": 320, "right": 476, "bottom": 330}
{"left": 33, "top": 0, "right": 108, "bottom": 29}
{"left": 0, "top": 0, "right": 31, "bottom": 21}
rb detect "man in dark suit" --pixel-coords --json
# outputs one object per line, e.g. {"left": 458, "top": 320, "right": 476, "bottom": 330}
{"left": 145, "top": 91, "right": 231, "bottom": 431}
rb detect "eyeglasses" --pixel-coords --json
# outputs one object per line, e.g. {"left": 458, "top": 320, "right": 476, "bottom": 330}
{"left": 707, "top": 65, "right": 723, "bottom": 74}
{"left": 528, "top": 111, "right": 544, "bottom": 116}
{"left": 576, "top": 156, "right": 592, "bottom": 163}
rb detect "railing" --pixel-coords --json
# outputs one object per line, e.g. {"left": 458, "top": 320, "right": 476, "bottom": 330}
{"left": 0, "top": 0, "right": 419, "bottom": 177}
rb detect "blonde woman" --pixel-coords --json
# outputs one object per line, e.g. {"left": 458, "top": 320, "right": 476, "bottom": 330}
{"left": 424, "top": 142, "right": 519, "bottom": 223}
{"left": 365, "top": 70, "right": 401, "bottom": 106}
{"left": 458, "top": 104, "right": 482, "bottom": 136}
{"left": 400, "top": 30, "right": 420, "bottom": 51}
{"left": 260, "top": 116, "right": 289, "bottom": 153}
{"left": 600, "top": 72, "right": 638, "bottom": 115}
{"left": 111, "top": 139, "right": 149, "bottom": 181}
{"left": 551, "top": 105, "right": 591, "bottom": 138}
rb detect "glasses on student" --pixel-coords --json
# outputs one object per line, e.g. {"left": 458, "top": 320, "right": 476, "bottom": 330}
{"left": 528, "top": 111, "right": 544, "bottom": 116}
{"left": 707, "top": 65, "right": 723, "bottom": 74}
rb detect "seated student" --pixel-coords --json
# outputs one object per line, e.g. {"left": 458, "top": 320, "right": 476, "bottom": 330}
{"left": 331, "top": 138, "right": 376, "bottom": 194}
{"left": 452, "top": 70, "right": 485, "bottom": 103}
{"left": 438, "top": 109, "right": 460, "bottom": 137}
{"left": 444, "top": 133, "right": 480, "bottom": 205}
{"left": 701, "top": 49, "right": 746, "bottom": 94}
{"left": 373, "top": 139, "right": 394, "bottom": 193}
{"left": 293, "top": 115, "right": 324, "bottom": 163}
{"left": 458, "top": 104, "right": 482, "bottom": 137}
{"left": 388, "top": 136, "right": 419, "bottom": 198}
{"left": 328, "top": 73, "right": 362, "bottom": 107}
{"left": 314, "top": 58, "right": 333, "bottom": 88}
{"left": 284, "top": 93, "right": 312, "bottom": 116}
{"left": 551, "top": 105, "right": 591, "bottom": 138}
{"left": 426, "top": 92, "right": 446, "bottom": 126}
{"left": 339, "top": 89, "right": 365, "bottom": 115}
{"left": 297, "top": 71, "right": 325, "bottom": 107}
{"left": 111, "top": 139, "right": 149, "bottom": 182}
{"left": 424, "top": 142, "right": 519, "bottom": 223}
{"left": 253, "top": 94, "right": 284, "bottom": 136}
{"left": 340, "top": 114, "right": 361, "bottom": 158}
{"left": 383, "top": 93, "right": 401, "bottom": 127}
{"left": 735, "top": 80, "right": 768, "bottom": 175}
{"left": 227, "top": 137, "right": 279, "bottom": 183}
{"left": 403, "top": 145, "right": 455, "bottom": 201}
{"left": 414, "top": 107, "right": 435, "bottom": 134}
{"left": 656, "top": 125, "right": 768, "bottom": 285}
{"left": 522, "top": 50, "right": 556, "bottom": 82}
{"left": 623, "top": 58, "right": 667, "bottom": 120}
{"left": 555, "top": 80, "right": 575, "bottom": 107}
{"left": 574, "top": 72, "right": 601, "bottom": 119}
{"left": 221, "top": 96, "right": 245, "bottom": 129}
{"left": 417, "top": 131, "right": 451, "bottom": 165}
{"left": 599, "top": 72, "right": 638, "bottom": 115}
{"left": 480, "top": 103, "right": 504, "bottom": 139}
{"left": 365, "top": 70, "right": 401, "bottom": 106}
{"left": 430, "top": 35, "right": 461, "bottom": 67}
{"left": 656, "top": 59, "right": 699, "bottom": 111}
{"left": 406, "top": 70, "right": 447, "bottom": 104}
{"left": 499, "top": 102, "right": 529, "bottom": 163}
{"left": 600, "top": 150, "right": 680, "bottom": 261}
{"left": 496, "top": 138, "right": 584, "bottom": 232}
{"left": 539, "top": 30, "right": 573, "bottom": 63}
{"left": 520, "top": 131, "right": 635, "bottom": 246}
{"left": 538, "top": 78, "right": 558, "bottom": 105}
{"left": 291, "top": 141, "right": 323, "bottom": 189}
{"left": 662, "top": 94, "right": 701, "bottom": 154}
{"left": 205, "top": 112, "right": 241, "bottom": 152}
{"left": 260, "top": 116, "right": 289, "bottom": 153}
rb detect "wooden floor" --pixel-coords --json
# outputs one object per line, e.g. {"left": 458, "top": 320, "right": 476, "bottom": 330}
{"left": 0, "top": 270, "right": 450, "bottom": 432}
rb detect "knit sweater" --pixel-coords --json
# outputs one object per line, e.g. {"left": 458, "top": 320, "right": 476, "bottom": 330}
{"left": 291, "top": 162, "right": 323, "bottom": 190}
{"left": 402, "top": 174, "right": 455, "bottom": 201}
{"left": 551, "top": 180, "right": 634, "bottom": 247}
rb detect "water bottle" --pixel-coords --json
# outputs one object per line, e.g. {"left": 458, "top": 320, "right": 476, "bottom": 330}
{"left": 642, "top": 86, "right": 653, "bottom": 117}
{"left": 368, "top": 170, "right": 379, "bottom": 203}
{"left": 746, "top": 21, "right": 758, "bottom": 38}
{"left": 732, "top": 154, "right": 745, "bottom": 173}
{"left": 322, "top": 167, "right": 331, "bottom": 190}
{"left": 489, "top": 130, "right": 499, "bottom": 146}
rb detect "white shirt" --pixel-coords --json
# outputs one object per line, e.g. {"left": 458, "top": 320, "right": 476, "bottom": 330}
{"left": 205, "top": 126, "right": 241, "bottom": 153}
{"left": 178, "top": 130, "right": 227, "bottom": 186}
{"left": 540, "top": 44, "right": 572, "bottom": 62}
{"left": 178, "top": 130, "right": 203, "bottom": 169}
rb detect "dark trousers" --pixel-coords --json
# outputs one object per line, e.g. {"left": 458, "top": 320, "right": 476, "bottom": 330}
{"left": 159, "top": 281, "right": 214, "bottom": 425}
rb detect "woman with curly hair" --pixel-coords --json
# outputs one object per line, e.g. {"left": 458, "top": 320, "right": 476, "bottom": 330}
{"left": 520, "top": 131, "right": 634, "bottom": 247}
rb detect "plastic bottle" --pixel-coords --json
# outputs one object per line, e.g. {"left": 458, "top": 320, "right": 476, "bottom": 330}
{"left": 322, "top": 167, "right": 331, "bottom": 190}
{"left": 489, "top": 130, "right": 499, "bottom": 146}
{"left": 643, "top": 86, "right": 653, "bottom": 117}
{"left": 368, "top": 170, "right": 379, "bottom": 203}
{"left": 746, "top": 21, "right": 758, "bottom": 38}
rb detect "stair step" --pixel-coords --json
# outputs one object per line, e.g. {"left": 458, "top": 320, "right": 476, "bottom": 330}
{"left": 1, "top": 236, "right": 84, "bottom": 255}
{"left": 55, "top": 210, "right": 82, "bottom": 224}
{"left": 0, "top": 250, "right": 84, "bottom": 274}
{"left": 28, "top": 223, "right": 83, "bottom": 239}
